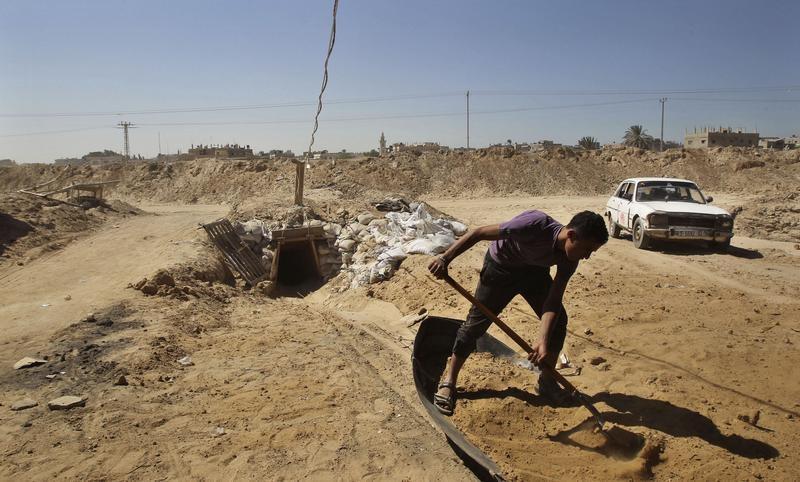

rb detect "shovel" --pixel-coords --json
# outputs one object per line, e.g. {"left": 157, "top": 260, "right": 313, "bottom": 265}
{"left": 442, "top": 274, "right": 607, "bottom": 432}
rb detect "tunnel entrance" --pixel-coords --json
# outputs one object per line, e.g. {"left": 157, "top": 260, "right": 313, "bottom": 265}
{"left": 276, "top": 241, "right": 319, "bottom": 285}
{"left": 268, "top": 226, "right": 329, "bottom": 297}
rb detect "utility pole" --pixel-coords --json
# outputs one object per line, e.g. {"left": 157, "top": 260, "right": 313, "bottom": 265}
{"left": 466, "top": 90, "right": 470, "bottom": 149}
{"left": 116, "top": 121, "right": 136, "bottom": 159}
{"left": 158, "top": 132, "right": 162, "bottom": 157}
{"left": 659, "top": 98, "right": 667, "bottom": 152}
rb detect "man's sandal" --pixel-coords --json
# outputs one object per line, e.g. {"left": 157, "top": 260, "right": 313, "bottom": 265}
{"left": 433, "top": 382, "right": 456, "bottom": 415}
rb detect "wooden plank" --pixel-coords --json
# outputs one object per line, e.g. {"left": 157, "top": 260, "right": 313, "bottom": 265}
{"left": 271, "top": 226, "right": 325, "bottom": 241}
{"left": 309, "top": 240, "right": 322, "bottom": 277}
{"left": 270, "top": 243, "right": 281, "bottom": 282}
{"left": 202, "top": 219, "right": 267, "bottom": 286}
{"left": 16, "top": 190, "right": 83, "bottom": 208}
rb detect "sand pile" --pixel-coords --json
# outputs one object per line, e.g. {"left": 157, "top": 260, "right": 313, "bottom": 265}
{"left": 0, "top": 193, "right": 142, "bottom": 265}
{"left": 2, "top": 147, "right": 797, "bottom": 241}
{"left": 448, "top": 352, "right": 665, "bottom": 480}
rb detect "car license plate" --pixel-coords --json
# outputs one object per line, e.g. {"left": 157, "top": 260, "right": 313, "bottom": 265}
{"left": 672, "top": 229, "right": 702, "bottom": 237}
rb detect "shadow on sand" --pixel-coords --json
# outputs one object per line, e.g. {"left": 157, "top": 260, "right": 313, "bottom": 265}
{"left": 459, "top": 387, "right": 779, "bottom": 460}
{"left": 595, "top": 392, "right": 779, "bottom": 460}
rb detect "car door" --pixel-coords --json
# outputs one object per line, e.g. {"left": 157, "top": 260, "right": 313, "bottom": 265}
{"left": 607, "top": 182, "right": 626, "bottom": 222}
{"left": 618, "top": 182, "right": 635, "bottom": 228}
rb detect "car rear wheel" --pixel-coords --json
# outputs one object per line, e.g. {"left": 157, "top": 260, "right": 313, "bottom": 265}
{"left": 632, "top": 218, "right": 650, "bottom": 249}
{"left": 607, "top": 213, "right": 621, "bottom": 239}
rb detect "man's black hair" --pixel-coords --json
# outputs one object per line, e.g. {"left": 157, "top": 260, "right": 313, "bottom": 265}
{"left": 566, "top": 211, "right": 608, "bottom": 245}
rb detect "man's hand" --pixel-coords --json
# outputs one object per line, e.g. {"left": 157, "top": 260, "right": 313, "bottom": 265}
{"left": 428, "top": 255, "right": 449, "bottom": 279}
{"left": 527, "top": 339, "right": 549, "bottom": 367}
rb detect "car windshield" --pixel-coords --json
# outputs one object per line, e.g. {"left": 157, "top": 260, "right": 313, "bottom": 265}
{"left": 635, "top": 181, "right": 706, "bottom": 204}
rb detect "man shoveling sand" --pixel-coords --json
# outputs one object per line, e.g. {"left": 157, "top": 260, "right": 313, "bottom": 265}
{"left": 427, "top": 210, "right": 608, "bottom": 414}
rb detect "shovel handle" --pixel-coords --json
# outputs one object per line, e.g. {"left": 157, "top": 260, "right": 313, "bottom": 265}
{"left": 442, "top": 274, "right": 580, "bottom": 395}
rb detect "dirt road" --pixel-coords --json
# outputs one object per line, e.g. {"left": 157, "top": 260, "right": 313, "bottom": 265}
{"left": 0, "top": 203, "right": 228, "bottom": 367}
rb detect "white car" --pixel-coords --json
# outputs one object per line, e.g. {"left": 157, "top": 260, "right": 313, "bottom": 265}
{"left": 605, "top": 177, "right": 734, "bottom": 250}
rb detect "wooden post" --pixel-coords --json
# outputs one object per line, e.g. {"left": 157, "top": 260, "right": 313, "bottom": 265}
{"left": 294, "top": 161, "right": 305, "bottom": 206}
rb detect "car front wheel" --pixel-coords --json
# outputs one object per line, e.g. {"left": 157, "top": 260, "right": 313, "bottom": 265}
{"left": 632, "top": 218, "right": 650, "bottom": 249}
{"left": 710, "top": 238, "right": 731, "bottom": 252}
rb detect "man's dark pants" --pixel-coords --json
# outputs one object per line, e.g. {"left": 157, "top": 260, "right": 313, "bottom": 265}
{"left": 452, "top": 251, "right": 568, "bottom": 359}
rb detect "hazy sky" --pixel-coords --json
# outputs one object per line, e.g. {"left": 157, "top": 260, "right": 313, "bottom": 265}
{"left": 1, "top": 0, "right": 798, "bottom": 162}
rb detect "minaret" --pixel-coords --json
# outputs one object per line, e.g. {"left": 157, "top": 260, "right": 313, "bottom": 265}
{"left": 379, "top": 132, "right": 387, "bottom": 156}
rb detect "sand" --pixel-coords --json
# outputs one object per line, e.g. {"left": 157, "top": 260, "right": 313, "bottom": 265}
{"left": 1, "top": 152, "right": 799, "bottom": 479}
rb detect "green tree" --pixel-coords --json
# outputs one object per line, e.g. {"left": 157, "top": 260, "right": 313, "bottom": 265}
{"left": 578, "top": 136, "right": 600, "bottom": 150}
{"left": 623, "top": 125, "right": 654, "bottom": 149}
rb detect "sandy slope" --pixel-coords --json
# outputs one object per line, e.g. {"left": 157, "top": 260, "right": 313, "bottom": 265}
{"left": 0, "top": 203, "right": 228, "bottom": 368}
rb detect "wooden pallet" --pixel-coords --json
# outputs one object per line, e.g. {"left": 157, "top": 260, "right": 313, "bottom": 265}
{"left": 202, "top": 219, "right": 268, "bottom": 286}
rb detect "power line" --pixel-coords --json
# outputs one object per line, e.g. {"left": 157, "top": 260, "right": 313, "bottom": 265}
{"left": 1, "top": 85, "right": 797, "bottom": 118}
{"left": 0, "top": 92, "right": 464, "bottom": 119}
{"left": 3, "top": 96, "right": 797, "bottom": 138}
{"left": 135, "top": 98, "right": 654, "bottom": 128}
{"left": 0, "top": 126, "right": 110, "bottom": 138}
{"left": 669, "top": 97, "right": 800, "bottom": 103}
{"left": 473, "top": 85, "right": 800, "bottom": 96}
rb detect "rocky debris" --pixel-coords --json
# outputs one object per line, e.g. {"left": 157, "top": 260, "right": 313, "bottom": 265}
{"left": 323, "top": 222, "right": 342, "bottom": 237}
{"left": 374, "top": 197, "right": 411, "bottom": 212}
{"left": 234, "top": 219, "right": 269, "bottom": 244}
{"left": 13, "top": 357, "right": 46, "bottom": 370}
{"left": 81, "top": 313, "right": 96, "bottom": 323}
{"left": 63, "top": 294, "right": 71, "bottom": 301}
{"left": 338, "top": 239, "right": 357, "bottom": 252}
{"left": 400, "top": 308, "right": 429, "bottom": 327}
{"left": 114, "top": 375, "right": 129, "bottom": 386}
{"left": 97, "top": 318, "right": 113, "bottom": 327}
{"left": 177, "top": 356, "right": 194, "bottom": 366}
{"left": 737, "top": 410, "right": 761, "bottom": 426}
{"left": 11, "top": 398, "right": 38, "bottom": 411}
{"left": 47, "top": 396, "right": 86, "bottom": 410}
{"left": 589, "top": 356, "right": 607, "bottom": 366}
{"left": 212, "top": 426, "right": 226, "bottom": 437}
{"left": 734, "top": 160, "right": 766, "bottom": 171}
{"left": 583, "top": 328, "right": 594, "bottom": 336}
{"left": 357, "top": 213, "right": 375, "bottom": 225}
{"left": 255, "top": 280, "right": 276, "bottom": 297}
{"left": 132, "top": 268, "right": 189, "bottom": 300}
{"left": 261, "top": 249, "right": 274, "bottom": 270}
{"left": 234, "top": 204, "right": 464, "bottom": 288}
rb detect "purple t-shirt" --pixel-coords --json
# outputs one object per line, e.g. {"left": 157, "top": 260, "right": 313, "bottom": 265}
{"left": 489, "top": 210, "right": 578, "bottom": 275}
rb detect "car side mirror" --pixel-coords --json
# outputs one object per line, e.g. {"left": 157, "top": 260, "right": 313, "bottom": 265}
{"left": 705, "top": 196, "right": 713, "bottom": 203}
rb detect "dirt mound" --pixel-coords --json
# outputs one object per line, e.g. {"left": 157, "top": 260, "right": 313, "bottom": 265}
{"left": 131, "top": 250, "right": 236, "bottom": 301}
{"left": 0, "top": 193, "right": 143, "bottom": 264}
{"left": 724, "top": 192, "right": 800, "bottom": 242}
{"left": 2, "top": 148, "right": 797, "bottom": 245}
{"left": 3, "top": 147, "right": 797, "bottom": 205}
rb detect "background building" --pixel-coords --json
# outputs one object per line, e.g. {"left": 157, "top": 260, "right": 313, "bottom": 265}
{"left": 685, "top": 128, "right": 759, "bottom": 149}
{"left": 189, "top": 144, "right": 253, "bottom": 158}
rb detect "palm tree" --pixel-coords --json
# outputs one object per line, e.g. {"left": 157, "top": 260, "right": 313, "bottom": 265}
{"left": 623, "top": 125, "right": 654, "bottom": 149}
{"left": 578, "top": 136, "right": 600, "bottom": 150}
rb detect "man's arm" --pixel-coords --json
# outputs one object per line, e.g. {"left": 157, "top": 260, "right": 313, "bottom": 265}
{"left": 428, "top": 224, "right": 502, "bottom": 278}
{"left": 529, "top": 266, "right": 572, "bottom": 365}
